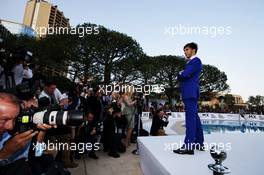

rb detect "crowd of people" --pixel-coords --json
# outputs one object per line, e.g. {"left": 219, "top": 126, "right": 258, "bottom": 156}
{"left": 0, "top": 55, "right": 173, "bottom": 175}
{"left": 0, "top": 76, "right": 152, "bottom": 175}
{"left": 147, "top": 102, "right": 264, "bottom": 115}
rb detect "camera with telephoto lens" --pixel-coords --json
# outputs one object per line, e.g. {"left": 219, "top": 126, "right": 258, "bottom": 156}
{"left": 11, "top": 84, "right": 84, "bottom": 133}
{"left": 13, "top": 108, "right": 84, "bottom": 133}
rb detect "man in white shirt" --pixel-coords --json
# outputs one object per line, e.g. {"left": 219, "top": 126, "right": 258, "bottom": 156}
{"left": 38, "top": 80, "right": 64, "bottom": 105}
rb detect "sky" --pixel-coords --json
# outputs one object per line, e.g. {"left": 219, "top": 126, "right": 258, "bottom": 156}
{"left": 1, "top": 0, "right": 264, "bottom": 101}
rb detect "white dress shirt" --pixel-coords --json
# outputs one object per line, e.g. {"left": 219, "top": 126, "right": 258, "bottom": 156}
{"left": 12, "top": 64, "right": 24, "bottom": 85}
{"left": 39, "top": 88, "right": 63, "bottom": 104}
{"left": 186, "top": 55, "right": 197, "bottom": 64}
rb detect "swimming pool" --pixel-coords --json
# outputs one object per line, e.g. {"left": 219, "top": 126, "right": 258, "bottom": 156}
{"left": 201, "top": 120, "right": 264, "bottom": 134}
{"left": 142, "top": 112, "right": 264, "bottom": 135}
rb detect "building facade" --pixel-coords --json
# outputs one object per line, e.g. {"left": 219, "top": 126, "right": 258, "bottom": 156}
{"left": 23, "top": 0, "right": 70, "bottom": 37}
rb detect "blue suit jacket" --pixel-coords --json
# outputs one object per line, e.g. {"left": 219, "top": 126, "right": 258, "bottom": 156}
{"left": 178, "top": 57, "right": 202, "bottom": 100}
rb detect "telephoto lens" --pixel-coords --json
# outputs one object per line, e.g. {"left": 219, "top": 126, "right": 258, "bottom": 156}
{"left": 32, "top": 110, "right": 84, "bottom": 126}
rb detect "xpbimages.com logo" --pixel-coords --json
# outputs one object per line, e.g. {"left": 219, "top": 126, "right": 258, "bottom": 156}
{"left": 32, "top": 140, "right": 100, "bottom": 154}
{"left": 164, "top": 141, "right": 232, "bottom": 152}
{"left": 35, "top": 25, "right": 100, "bottom": 37}
{"left": 98, "top": 83, "right": 166, "bottom": 95}
{"left": 164, "top": 24, "right": 232, "bottom": 38}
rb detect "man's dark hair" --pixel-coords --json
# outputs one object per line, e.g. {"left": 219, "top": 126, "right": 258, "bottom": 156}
{"left": 155, "top": 108, "right": 164, "bottom": 116}
{"left": 45, "top": 79, "right": 57, "bottom": 87}
{"left": 0, "top": 92, "right": 20, "bottom": 106}
{"left": 38, "top": 97, "right": 51, "bottom": 108}
{"left": 84, "top": 109, "right": 94, "bottom": 117}
{"left": 15, "top": 83, "right": 34, "bottom": 101}
{"left": 184, "top": 42, "right": 198, "bottom": 53}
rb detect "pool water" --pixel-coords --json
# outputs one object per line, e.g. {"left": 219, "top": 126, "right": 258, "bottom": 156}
{"left": 201, "top": 120, "right": 264, "bottom": 134}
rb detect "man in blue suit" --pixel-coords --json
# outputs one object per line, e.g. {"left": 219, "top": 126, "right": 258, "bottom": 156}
{"left": 173, "top": 42, "right": 204, "bottom": 155}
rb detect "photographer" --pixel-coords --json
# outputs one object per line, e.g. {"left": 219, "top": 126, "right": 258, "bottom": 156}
{"left": 150, "top": 109, "right": 169, "bottom": 136}
{"left": 86, "top": 87, "right": 104, "bottom": 123}
{"left": 0, "top": 92, "right": 52, "bottom": 175}
{"left": 38, "top": 83, "right": 79, "bottom": 168}
{"left": 133, "top": 92, "right": 146, "bottom": 140}
{"left": 75, "top": 110, "right": 98, "bottom": 159}
{"left": 103, "top": 103, "right": 127, "bottom": 158}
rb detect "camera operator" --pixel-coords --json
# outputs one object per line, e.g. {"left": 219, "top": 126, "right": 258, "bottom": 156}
{"left": 103, "top": 103, "right": 127, "bottom": 158}
{"left": 150, "top": 109, "right": 169, "bottom": 136}
{"left": 86, "top": 87, "right": 104, "bottom": 123}
{"left": 75, "top": 110, "right": 98, "bottom": 159}
{"left": 133, "top": 92, "right": 146, "bottom": 140}
{"left": 38, "top": 82, "right": 79, "bottom": 168}
{"left": 0, "top": 92, "right": 52, "bottom": 175}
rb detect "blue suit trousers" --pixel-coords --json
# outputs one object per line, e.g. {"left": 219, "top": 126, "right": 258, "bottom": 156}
{"left": 183, "top": 98, "right": 204, "bottom": 148}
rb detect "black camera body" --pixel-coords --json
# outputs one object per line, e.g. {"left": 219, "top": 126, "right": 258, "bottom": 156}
{"left": 14, "top": 109, "right": 37, "bottom": 133}
{"left": 161, "top": 115, "right": 169, "bottom": 127}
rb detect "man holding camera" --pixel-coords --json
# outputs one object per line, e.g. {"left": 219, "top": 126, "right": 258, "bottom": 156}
{"left": 76, "top": 110, "right": 99, "bottom": 159}
{"left": 103, "top": 103, "right": 127, "bottom": 158}
{"left": 150, "top": 109, "right": 169, "bottom": 136}
{"left": 0, "top": 92, "right": 52, "bottom": 175}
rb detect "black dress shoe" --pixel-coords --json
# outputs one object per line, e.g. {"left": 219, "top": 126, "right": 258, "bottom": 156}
{"left": 173, "top": 148, "right": 194, "bottom": 155}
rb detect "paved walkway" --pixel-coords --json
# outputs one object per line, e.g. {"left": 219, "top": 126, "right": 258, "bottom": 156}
{"left": 69, "top": 143, "right": 143, "bottom": 175}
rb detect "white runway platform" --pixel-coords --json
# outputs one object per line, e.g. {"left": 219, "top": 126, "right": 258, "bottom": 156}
{"left": 138, "top": 133, "right": 264, "bottom": 175}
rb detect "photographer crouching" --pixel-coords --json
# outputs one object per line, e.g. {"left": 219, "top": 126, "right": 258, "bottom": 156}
{"left": 150, "top": 109, "right": 169, "bottom": 136}
{"left": 75, "top": 110, "right": 99, "bottom": 160}
{"left": 103, "top": 103, "right": 127, "bottom": 158}
{"left": 0, "top": 91, "right": 53, "bottom": 175}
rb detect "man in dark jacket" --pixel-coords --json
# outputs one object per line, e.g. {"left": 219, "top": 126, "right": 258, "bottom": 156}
{"left": 150, "top": 109, "right": 169, "bottom": 136}
{"left": 103, "top": 103, "right": 127, "bottom": 158}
